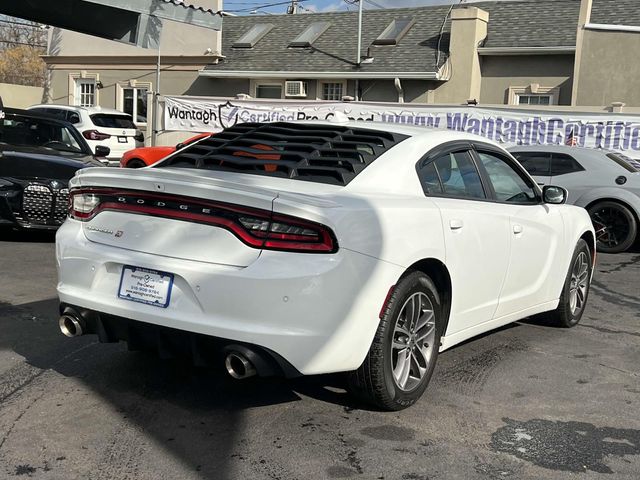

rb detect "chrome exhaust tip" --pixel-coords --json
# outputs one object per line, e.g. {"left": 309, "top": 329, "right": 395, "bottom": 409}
{"left": 225, "top": 352, "right": 257, "bottom": 379}
{"left": 59, "top": 313, "right": 84, "bottom": 337}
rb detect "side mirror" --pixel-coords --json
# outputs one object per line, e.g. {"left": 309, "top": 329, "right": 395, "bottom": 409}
{"left": 543, "top": 185, "right": 567, "bottom": 205}
{"left": 94, "top": 145, "right": 111, "bottom": 158}
{"left": 175, "top": 142, "right": 186, "bottom": 150}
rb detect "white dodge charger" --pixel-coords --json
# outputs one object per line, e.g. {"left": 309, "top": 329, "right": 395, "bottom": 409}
{"left": 56, "top": 120, "right": 595, "bottom": 410}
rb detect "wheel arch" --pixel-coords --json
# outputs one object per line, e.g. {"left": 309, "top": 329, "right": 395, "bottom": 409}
{"left": 579, "top": 230, "right": 596, "bottom": 265}
{"left": 585, "top": 197, "right": 640, "bottom": 224}
{"left": 125, "top": 157, "right": 146, "bottom": 168}
{"left": 402, "top": 258, "right": 452, "bottom": 337}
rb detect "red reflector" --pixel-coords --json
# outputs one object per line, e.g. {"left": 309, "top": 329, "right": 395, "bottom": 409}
{"left": 379, "top": 285, "right": 396, "bottom": 318}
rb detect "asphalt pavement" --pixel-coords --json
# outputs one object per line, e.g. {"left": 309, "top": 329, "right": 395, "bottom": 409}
{"left": 0, "top": 229, "right": 639, "bottom": 480}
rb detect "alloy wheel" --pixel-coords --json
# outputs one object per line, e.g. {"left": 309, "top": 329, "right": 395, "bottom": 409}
{"left": 569, "top": 251, "right": 589, "bottom": 315}
{"left": 390, "top": 292, "right": 436, "bottom": 392}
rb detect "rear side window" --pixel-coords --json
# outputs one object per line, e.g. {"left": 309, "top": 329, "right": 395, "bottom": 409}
{"left": 512, "top": 152, "right": 551, "bottom": 176}
{"left": 606, "top": 153, "right": 640, "bottom": 172}
{"left": 90, "top": 114, "right": 136, "bottom": 129}
{"left": 158, "top": 122, "right": 408, "bottom": 186}
{"left": 550, "top": 153, "right": 584, "bottom": 176}
{"left": 67, "top": 111, "right": 81, "bottom": 124}
{"left": 419, "top": 151, "right": 485, "bottom": 199}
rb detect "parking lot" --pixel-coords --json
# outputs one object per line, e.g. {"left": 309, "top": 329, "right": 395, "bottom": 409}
{"left": 0, "top": 230, "right": 639, "bottom": 480}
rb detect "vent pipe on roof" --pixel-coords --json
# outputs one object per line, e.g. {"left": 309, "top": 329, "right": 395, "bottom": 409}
{"left": 394, "top": 78, "right": 404, "bottom": 104}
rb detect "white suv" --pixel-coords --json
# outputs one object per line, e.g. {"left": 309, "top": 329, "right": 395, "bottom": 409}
{"left": 28, "top": 105, "right": 144, "bottom": 165}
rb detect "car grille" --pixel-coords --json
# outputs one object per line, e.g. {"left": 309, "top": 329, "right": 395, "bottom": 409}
{"left": 20, "top": 183, "right": 69, "bottom": 226}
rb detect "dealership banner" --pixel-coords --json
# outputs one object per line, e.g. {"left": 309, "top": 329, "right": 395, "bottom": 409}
{"left": 164, "top": 96, "right": 640, "bottom": 157}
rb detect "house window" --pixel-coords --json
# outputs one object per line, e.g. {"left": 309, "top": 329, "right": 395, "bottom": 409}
{"left": 508, "top": 84, "right": 559, "bottom": 106}
{"left": 322, "top": 82, "right": 344, "bottom": 101}
{"left": 122, "top": 87, "right": 149, "bottom": 124}
{"left": 75, "top": 79, "right": 96, "bottom": 107}
{"left": 256, "top": 84, "right": 283, "bottom": 99}
{"left": 516, "top": 94, "right": 552, "bottom": 106}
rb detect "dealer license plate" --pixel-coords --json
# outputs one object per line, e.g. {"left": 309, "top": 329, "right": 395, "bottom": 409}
{"left": 118, "top": 265, "right": 174, "bottom": 308}
{"left": 118, "top": 136, "right": 127, "bottom": 143}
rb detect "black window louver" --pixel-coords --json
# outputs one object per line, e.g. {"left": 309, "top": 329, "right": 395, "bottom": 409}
{"left": 158, "top": 122, "right": 408, "bottom": 186}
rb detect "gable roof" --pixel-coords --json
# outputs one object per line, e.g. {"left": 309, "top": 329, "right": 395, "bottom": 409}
{"left": 202, "top": 0, "right": 583, "bottom": 78}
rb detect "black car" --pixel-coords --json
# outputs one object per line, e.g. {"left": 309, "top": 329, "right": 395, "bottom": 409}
{"left": 0, "top": 105, "right": 109, "bottom": 230}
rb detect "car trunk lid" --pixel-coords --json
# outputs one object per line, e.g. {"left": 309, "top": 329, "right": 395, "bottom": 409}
{"left": 73, "top": 167, "right": 281, "bottom": 267}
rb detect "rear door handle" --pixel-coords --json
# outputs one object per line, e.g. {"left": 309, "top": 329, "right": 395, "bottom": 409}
{"left": 513, "top": 224, "right": 523, "bottom": 234}
{"left": 449, "top": 219, "right": 464, "bottom": 230}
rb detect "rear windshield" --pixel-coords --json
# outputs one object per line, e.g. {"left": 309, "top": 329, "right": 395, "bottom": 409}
{"left": 90, "top": 114, "right": 136, "bottom": 129}
{"left": 156, "top": 122, "right": 408, "bottom": 186}
{"left": 606, "top": 153, "right": 640, "bottom": 172}
{"left": 0, "top": 113, "right": 86, "bottom": 154}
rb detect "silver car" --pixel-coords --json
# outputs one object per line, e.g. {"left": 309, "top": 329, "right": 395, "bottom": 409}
{"left": 510, "top": 145, "right": 640, "bottom": 253}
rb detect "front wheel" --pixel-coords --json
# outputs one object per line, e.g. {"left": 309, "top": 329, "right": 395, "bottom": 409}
{"left": 543, "top": 239, "right": 593, "bottom": 328}
{"left": 348, "top": 271, "right": 442, "bottom": 410}
{"left": 588, "top": 201, "right": 637, "bottom": 253}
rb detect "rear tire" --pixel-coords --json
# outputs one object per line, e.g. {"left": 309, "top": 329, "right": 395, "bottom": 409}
{"left": 543, "top": 239, "right": 592, "bottom": 328}
{"left": 588, "top": 201, "right": 637, "bottom": 253}
{"left": 126, "top": 159, "right": 146, "bottom": 169}
{"left": 348, "top": 271, "right": 442, "bottom": 411}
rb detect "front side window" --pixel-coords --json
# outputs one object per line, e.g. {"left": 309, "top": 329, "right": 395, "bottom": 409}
{"left": 419, "top": 151, "right": 485, "bottom": 199}
{"left": 0, "top": 114, "right": 84, "bottom": 153}
{"left": 75, "top": 79, "right": 96, "bottom": 107}
{"left": 122, "top": 87, "right": 148, "bottom": 124}
{"left": 477, "top": 151, "right": 538, "bottom": 204}
{"left": 512, "top": 152, "right": 551, "bottom": 176}
{"left": 322, "top": 82, "right": 344, "bottom": 101}
{"left": 255, "top": 84, "right": 282, "bottom": 99}
{"left": 550, "top": 153, "right": 584, "bottom": 176}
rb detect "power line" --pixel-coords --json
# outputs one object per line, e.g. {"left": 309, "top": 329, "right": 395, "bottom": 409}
{"left": 0, "top": 19, "right": 43, "bottom": 28}
{"left": 223, "top": 0, "right": 310, "bottom": 13}
{"left": 0, "top": 39, "right": 46, "bottom": 47}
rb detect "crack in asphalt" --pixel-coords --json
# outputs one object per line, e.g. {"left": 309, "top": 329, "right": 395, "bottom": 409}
{"left": 590, "top": 280, "right": 640, "bottom": 309}
{"left": 580, "top": 323, "right": 640, "bottom": 339}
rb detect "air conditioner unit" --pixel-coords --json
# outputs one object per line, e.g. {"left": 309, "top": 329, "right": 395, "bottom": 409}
{"left": 285, "top": 81, "right": 307, "bottom": 97}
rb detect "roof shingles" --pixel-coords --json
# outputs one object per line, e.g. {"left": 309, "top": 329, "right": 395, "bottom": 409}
{"left": 206, "top": 0, "right": 585, "bottom": 75}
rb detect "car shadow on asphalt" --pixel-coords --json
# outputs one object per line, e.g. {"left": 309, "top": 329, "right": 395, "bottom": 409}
{"left": 0, "top": 228, "right": 56, "bottom": 243}
{"left": 0, "top": 297, "right": 370, "bottom": 478}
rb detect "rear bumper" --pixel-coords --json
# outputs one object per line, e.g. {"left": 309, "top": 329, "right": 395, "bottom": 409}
{"left": 56, "top": 220, "right": 404, "bottom": 375}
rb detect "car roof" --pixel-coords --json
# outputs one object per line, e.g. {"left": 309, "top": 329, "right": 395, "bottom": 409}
{"left": 2, "top": 106, "right": 75, "bottom": 126}
{"left": 29, "top": 104, "right": 132, "bottom": 117}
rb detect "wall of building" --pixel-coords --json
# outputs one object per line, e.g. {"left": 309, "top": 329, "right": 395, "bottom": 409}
{"left": 48, "top": 68, "right": 207, "bottom": 108}
{"left": 48, "top": 0, "right": 222, "bottom": 58}
{"left": 574, "top": 29, "right": 640, "bottom": 107}
{"left": 479, "top": 55, "right": 575, "bottom": 105}
{"left": 0, "top": 83, "right": 44, "bottom": 108}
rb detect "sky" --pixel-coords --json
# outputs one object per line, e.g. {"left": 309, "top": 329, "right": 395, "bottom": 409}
{"left": 222, "top": 0, "right": 481, "bottom": 15}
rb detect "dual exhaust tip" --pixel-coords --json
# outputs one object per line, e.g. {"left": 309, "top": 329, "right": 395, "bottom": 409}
{"left": 225, "top": 352, "right": 257, "bottom": 379}
{"left": 59, "top": 312, "right": 85, "bottom": 337}
{"left": 58, "top": 309, "right": 259, "bottom": 380}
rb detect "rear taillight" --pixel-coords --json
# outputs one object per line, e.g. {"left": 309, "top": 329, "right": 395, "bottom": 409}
{"left": 68, "top": 188, "right": 337, "bottom": 253}
{"left": 134, "top": 131, "right": 144, "bottom": 143}
{"left": 83, "top": 130, "right": 111, "bottom": 141}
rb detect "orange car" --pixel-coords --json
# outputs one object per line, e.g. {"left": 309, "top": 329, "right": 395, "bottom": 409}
{"left": 120, "top": 133, "right": 211, "bottom": 168}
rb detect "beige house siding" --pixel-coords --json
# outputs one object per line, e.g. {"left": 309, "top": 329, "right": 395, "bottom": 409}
{"left": 49, "top": 69, "right": 207, "bottom": 108}
{"left": 574, "top": 29, "right": 640, "bottom": 107}
{"left": 480, "top": 55, "right": 575, "bottom": 105}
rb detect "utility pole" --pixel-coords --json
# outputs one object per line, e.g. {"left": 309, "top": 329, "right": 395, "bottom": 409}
{"left": 355, "top": 0, "right": 363, "bottom": 100}
{"left": 287, "top": 0, "right": 298, "bottom": 14}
